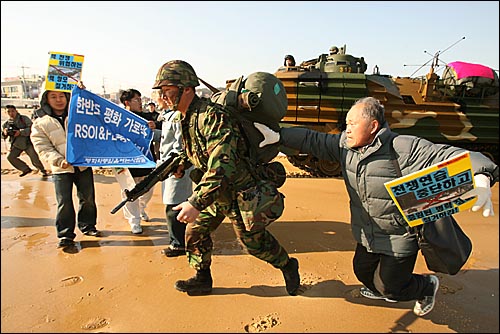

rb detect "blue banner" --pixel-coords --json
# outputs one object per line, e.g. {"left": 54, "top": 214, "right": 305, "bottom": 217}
{"left": 66, "top": 87, "right": 156, "bottom": 167}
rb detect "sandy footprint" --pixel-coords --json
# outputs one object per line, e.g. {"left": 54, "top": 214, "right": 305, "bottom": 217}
{"left": 60, "top": 275, "right": 83, "bottom": 287}
{"left": 244, "top": 312, "right": 280, "bottom": 333}
{"left": 350, "top": 287, "right": 363, "bottom": 299}
{"left": 440, "top": 280, "right": 463, "bottom": 295}
{"left": 1, "top": 168, "right": 19, "bottom": 175}
{"left": 300, "top": 272, "right": 322, "bottom": 291}
{"left": 81, "top": 316, "right": 109, "bottom": 330}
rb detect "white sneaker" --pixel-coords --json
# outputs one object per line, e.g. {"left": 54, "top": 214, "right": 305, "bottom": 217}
{"left": 140, "top": 212, "right": 150, "bottom": 222}
{"left": 414, "top": 275, "right": 439, "bottom": 316}
{"left": 360, "top": 287, "right": 397, "bottom": 303}
{"left": 131, "top": 224, "right": 143, "bottom": 234}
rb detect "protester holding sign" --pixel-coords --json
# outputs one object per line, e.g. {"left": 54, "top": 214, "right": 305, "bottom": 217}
{"left": 31, "top": 83, "right": 101, "bottom": 253}
{"left": 255, "top": 96, "right": 498, "bottom": 316}
{"left": 64, "top": 84, "right": 156, "bottom": 236}
{"left": 66, "top": 87, "right": 155, "bottom": 167}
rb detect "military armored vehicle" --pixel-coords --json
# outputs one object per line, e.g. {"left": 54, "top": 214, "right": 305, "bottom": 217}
{"left": 275, "top": 44, "right": 499, "bottom": 177}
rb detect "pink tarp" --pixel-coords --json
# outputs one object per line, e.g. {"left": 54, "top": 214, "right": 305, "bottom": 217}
{"left": 447, "top": 61, "right": 494, "bottom": 80}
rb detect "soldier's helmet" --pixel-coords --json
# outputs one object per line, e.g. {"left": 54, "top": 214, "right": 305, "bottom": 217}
{"left": 152, "top": 60, "right": 200, "bottom": 89}
{"left": 284, "top": 55, "right": 296, "bottom": 66}
{"left": 329, "top": 46, "right": 339, "bottom": 54}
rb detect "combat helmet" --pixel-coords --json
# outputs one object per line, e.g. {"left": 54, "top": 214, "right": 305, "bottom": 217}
{"left": 152, "top": 60, "right": 200, "bottom": 89}
{"left": 284, "top": 54, "right": 296, "bottom": 66}
{"left": 329, "top": 46, "right": 339, "bottom": 54}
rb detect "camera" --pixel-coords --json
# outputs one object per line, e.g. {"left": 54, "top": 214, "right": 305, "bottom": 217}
{"left": 6, "top": 122, "right": 19, "bottom": 137}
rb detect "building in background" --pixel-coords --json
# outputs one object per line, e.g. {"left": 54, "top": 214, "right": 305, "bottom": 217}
{"left": 1, "top": 73, "right": 122, "bottom": 108}
{"left": 1, "top": 74, "right": 44, "bottom": 108}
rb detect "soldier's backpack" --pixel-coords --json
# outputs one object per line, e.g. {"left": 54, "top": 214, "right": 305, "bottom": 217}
{"left": 210, "top": 72, "right": 288, "bottom": 166}
{"left": 209, "top": 72, "right": 288, "bottom": 228}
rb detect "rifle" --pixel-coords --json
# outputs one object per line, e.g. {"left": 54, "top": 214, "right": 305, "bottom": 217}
{"left": 198, "top": 77, "right": 220, "bottom": 94}
{"left": 110, "top": 153, "right": 183, "bottom": 214}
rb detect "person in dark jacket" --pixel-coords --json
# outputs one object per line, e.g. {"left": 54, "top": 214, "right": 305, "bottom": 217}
{"left": 146, "top": 101, "right": 162, "bottom": 161}
{"left": 2, "top": 105, "right": 49, "bottom": 177}
{"left": 255, "top": 96, "right": 498, "bottom": 317}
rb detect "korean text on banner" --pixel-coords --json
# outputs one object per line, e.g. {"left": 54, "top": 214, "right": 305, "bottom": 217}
{"left": 66, "top": 86, "right": 156, "bottom": 168}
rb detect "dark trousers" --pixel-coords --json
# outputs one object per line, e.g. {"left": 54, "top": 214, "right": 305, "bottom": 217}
{"left": 353, "top": 243, "right": 434, "bottom": 301}
{"left": 52, "top": 168, "right": 97, "bottom": 240}
{"left": 7, "top": 144, "right": 46, "bottom": 173}
{"left": 166, "top": 204, "right": 186, "bottom": 248}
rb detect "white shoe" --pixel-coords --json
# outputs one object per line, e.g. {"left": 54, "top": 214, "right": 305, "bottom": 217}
{"left": 414, "top": 275, "right": 439, "bottom": 316}
{"left": 140, "top": 212, "right": 150, "bottom": 222}
{"left": 131, "top": 224, "right": 143, "bottom": 234}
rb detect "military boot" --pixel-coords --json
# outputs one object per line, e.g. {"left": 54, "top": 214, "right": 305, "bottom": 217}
{"left": 281, "top": 257, "right": 300, "bottom": 296}
{"left": 175, "top": 269, "right": 213, "bottom": 296}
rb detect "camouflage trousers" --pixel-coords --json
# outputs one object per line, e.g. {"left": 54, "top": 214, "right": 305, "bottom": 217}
{"left": 185, "top": 200, "right": 289, "bottom": 270}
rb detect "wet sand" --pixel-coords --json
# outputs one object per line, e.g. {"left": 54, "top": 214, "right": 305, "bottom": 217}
{"left": 1, "top": 110, "right": 499, "bottom": 333}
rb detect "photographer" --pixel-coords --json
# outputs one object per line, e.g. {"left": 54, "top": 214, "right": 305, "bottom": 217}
{"left": 2, "top": 105, "right": 49, "bottom": 177}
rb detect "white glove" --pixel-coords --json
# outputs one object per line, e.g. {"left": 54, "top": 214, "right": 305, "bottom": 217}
{"left": 254, "top": 122, "right": 280, "bottom": 148}
{"left": 463, "top": 174, "right": 494, "bottom": 217}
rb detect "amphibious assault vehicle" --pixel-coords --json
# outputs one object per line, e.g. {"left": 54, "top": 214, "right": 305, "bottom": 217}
{"left": 275, "top": 44, "right": 499, "bottom": 177}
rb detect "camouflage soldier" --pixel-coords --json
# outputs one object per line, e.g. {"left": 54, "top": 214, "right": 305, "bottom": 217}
{"left": 284, "top": 54, "right": 296, "bottom": 67}
{"left": 152, "top": 60, "right": 300, "bottom": 296}
{"left": 329, "top": 46, "right": 339, "bottom": 55}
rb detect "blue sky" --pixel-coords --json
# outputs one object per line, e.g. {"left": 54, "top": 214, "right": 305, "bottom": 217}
{"left": 1, "top": 1, "right": 498, "bottom": 97}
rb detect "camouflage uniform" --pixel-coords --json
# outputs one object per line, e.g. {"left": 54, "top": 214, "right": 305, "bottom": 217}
{"left": 153, "top": 60, "right": 298, "bottom": 296}
{"left": 177, "top": 95, "right": 290, "bottom": 270}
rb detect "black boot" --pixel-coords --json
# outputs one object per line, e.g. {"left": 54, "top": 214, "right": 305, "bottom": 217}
{"left": 281, "top": 257, "right": 300, "bottom": 296}
{"left": 175, "top": 269, "right": 213, "bottom": 295}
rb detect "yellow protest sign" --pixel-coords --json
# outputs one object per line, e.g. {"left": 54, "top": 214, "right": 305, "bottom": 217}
{"left": 45, "top": 51, "right": 84, "bottom": 92}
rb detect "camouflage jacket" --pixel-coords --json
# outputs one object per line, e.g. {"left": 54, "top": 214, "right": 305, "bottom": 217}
{"left": 179, "top": 95, "right": 255, "bottom": 211}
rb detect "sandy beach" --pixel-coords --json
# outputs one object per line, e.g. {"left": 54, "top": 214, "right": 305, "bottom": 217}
{"left": 1, "top": 110, "right": 499, "bottom": 333}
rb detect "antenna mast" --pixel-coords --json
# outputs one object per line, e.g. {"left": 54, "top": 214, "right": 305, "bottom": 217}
{"left": 408, "top": 36, "right": 466, "bottom": 77}
{"left": 102, "top": 77, "right": 107, "bottom": 96}
{"left": 20, "top": 65, "right": 30, "bottom": 98}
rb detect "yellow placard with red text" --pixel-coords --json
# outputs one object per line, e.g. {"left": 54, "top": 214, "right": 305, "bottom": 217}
{"left": 45, "top": 51, "right": 84, "bottom": 93}
{"left": 384, "top": 152, "right": 477, "bottom": 227}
